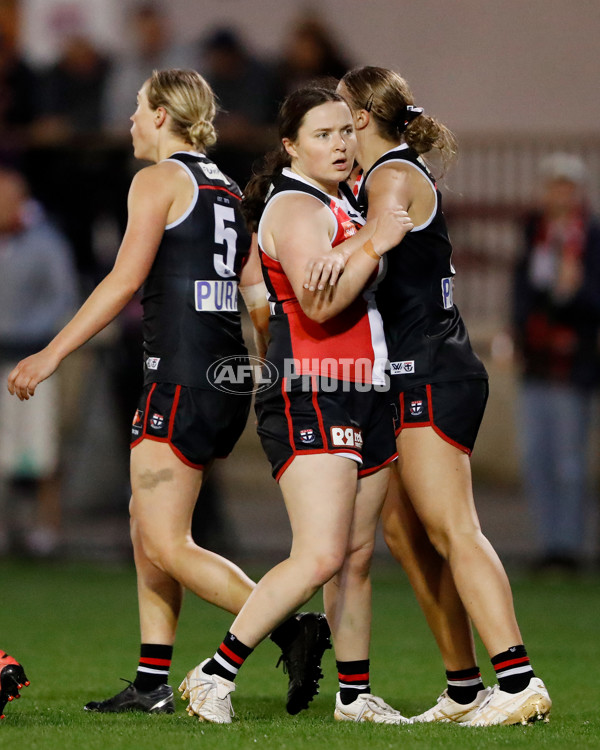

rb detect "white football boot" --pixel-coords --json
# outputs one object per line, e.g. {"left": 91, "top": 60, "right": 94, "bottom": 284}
{"left": 410, "top": 687, "right": 492, "bottom": 723}
{"left": 334, "top": 692, "right": 410, "bottom": 724}
{"left": 464, "top": 677, "right": 551, "bottom": 726}
{"left": 179, "top": 658, "right": 235, "bottom": 724}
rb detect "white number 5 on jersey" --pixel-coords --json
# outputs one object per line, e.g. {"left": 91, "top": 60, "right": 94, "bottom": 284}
{"left": 213, "top": 204, "right": 238, "bottom": 278}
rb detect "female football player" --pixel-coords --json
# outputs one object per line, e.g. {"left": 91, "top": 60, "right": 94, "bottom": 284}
{"left": 178, "top": 86, "right": 415, "bottom": 725}
{"left": 330, "top": 65, "right": 551, "bottom": 726}
{"left": 7, "top": 69, "right": 328, "bottom": 716}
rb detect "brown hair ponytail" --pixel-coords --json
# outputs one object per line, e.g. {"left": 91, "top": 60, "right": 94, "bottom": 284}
{"left": 341, "top": 66, "right": 457, "bottom": 174}
{"left": 243, "top": 147, "right": 290, "bottom": 232}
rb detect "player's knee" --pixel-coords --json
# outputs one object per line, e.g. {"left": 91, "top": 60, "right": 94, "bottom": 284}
{"left": 305, "top": 550, "right": 347, "bottom": 586}
{"left": 429, "top": 523, "right": 483, "bottom": 560}
{"left": 423, "top": 525, "right": 452, "bottom": 560}
{"left": 382, "top": 521, "right": 403, "bottom": 558}
{"left": 132, "top": 525, "right": 172, "bottom": 572}
{"left": 136, "top": 535, "right": 162, "bottom": 569}
{"left": 344, "top": 542, "right": 375, "bottom": 580}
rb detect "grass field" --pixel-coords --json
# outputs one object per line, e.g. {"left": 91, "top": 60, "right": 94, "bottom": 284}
{"left": 1, "top": 558, "right": 599, "bottom": 749}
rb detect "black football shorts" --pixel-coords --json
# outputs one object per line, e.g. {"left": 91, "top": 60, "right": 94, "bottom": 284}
{"left": 393, "top": 379, "right": 489, "bottom": 455}
{"left": 255, "top": 376, "right": 397, "bottom": 481}
{"left": 131, "top": 382, "right": 251, "bottom": 469}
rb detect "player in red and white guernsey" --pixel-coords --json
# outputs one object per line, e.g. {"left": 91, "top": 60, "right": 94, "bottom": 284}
{"left": 7, "top": 70, "right": 331, "bottom": 717}
{"left": 258, "top": 167, "right": 388, "bottom": 400}
{"left": 334, "top": 66, "right": 551, "bottom": 726}
{"left": 179, "top": 87, "right": 414, "bottom": 725}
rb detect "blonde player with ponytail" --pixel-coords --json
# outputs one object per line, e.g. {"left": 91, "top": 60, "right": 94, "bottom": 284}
{"left": 8, "top": 69, "right": 328, "bottom": 716}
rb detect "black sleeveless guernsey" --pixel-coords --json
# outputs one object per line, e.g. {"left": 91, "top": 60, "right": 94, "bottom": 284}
{"left": 141, "top": 151, "right": 251, "bottom": 390}
{"left": 356, "top": 145, "right": 487, "bottom": 389}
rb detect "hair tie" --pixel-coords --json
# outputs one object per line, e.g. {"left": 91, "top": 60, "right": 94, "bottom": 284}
{"left": 399, "top": 105, "right": 424, "bottom": 131}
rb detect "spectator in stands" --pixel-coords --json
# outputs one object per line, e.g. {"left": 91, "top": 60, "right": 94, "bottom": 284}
{"left": 102, "top": 2, "right": 188, "bottom": 135}
{"left": 195, "top": 26, "right": 276, "bottom": 186}
{"left": 513, "top": 152, "right": 600, "bottom": 572}
{"left": 0, "top": 30, "right": 38, "bottom": 162}
{"left": 272, "top": 15, "right": 350, "bottom": 98}
{"left": 0, "top": 166, "right": 78, "bottom": 557}
{"left": 27, "top": 34, "right": 123, "bottom": 281}
{"left": 34, "top": 34, "right": 110, "bottom": 143}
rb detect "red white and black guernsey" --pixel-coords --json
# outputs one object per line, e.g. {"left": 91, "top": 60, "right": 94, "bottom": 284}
{"left": 355, "top": 145, "right": 488, "bottom": 390}
{"left": 254, "top": 169, "right": 396, "bottom": 480}
{"left": 257, "top": 168, "right": 388, "bottom": 387}
{"left": 141, "top": 151, "right": 252, "bottom": 391}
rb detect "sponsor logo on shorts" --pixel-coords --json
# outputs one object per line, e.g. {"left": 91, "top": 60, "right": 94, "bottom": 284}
{"left": 330, "top": 426, "right": 363, "bottom": 449}
{"left": 195, "top": 280, "right": 238, "bottom": 312}
{"left": 150, "top": 413, "right": 164, "bottom": 429}
{"left": 132, "top": 409, "right": 144, "bottom": 436}
{"left": 441, "top": 276, "right": 454, "bottom": 309}
{"left": 410, "top": 400, "right": 424, "bottom": 416}
{"left": 207, "top": 355, "right": 278, "bottom": 394}
{"left": 146, "top": 357, "right": 160, "bottom": 370}
{"left": 299, "top": 428, "right": 315, "bottom": 444}
{"left": 390, "top": 360, "right": 415, "bottom": 375}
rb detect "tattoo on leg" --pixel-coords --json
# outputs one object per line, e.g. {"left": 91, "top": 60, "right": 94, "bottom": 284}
{"left": 138, "top": 468, "right": 174, "bottom": 490}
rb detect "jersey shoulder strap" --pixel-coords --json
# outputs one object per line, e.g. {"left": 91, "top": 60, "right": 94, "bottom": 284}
{"left": 267, "top": 172, "right": 330, "bottom": 208}
{"left": 358, "top": 145, "right": 435, "bottom": 211}
{"left": 167, "top": 152, "right": 242, "bottom": 197}
{"left": 368, "top": 145, "right": 434, "bottom": 183}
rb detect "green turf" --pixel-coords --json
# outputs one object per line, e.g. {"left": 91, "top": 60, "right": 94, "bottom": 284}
{"left": 1, "top": 559, "right": 598, "bottom": 749}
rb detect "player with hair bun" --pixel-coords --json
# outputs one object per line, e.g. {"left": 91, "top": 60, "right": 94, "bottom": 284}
{"left": 7, "top": 69, "right": 329, "bottom": 717}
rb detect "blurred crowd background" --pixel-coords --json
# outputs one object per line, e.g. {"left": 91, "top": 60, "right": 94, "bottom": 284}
{"left": 1, "top": 0, "right": 599, "bottom": 571}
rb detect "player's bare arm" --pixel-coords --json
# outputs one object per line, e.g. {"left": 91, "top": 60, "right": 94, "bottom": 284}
{"left": 268, "top": 194, "right": 411, "bottom": 322}
{"left": 7, "top": 165, "right": 175, "bottom": 400}
{"left": 303, "top": 207, "right": 413, "bottom": 293}
{"left": 240, "top": 234, "right": 270, "bottom": 357}
{"left": 367, "top": 161, "right": 434, "bottom": 227}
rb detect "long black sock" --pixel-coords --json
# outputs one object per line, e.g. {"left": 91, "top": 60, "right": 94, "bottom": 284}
{"left": 446, "top": 666, "right": 484, "bottom": 704}
{"left": 133, "top": 644, "right": 173, "bottom": 692}
{"left": 491, "top": 645, "right": 534, "bottom": 694}
{"left": 203, "top": 631, "right": 253, "bottom": 682}
{"left": 337, "top": 659, "right": 370, "bottom": 705}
